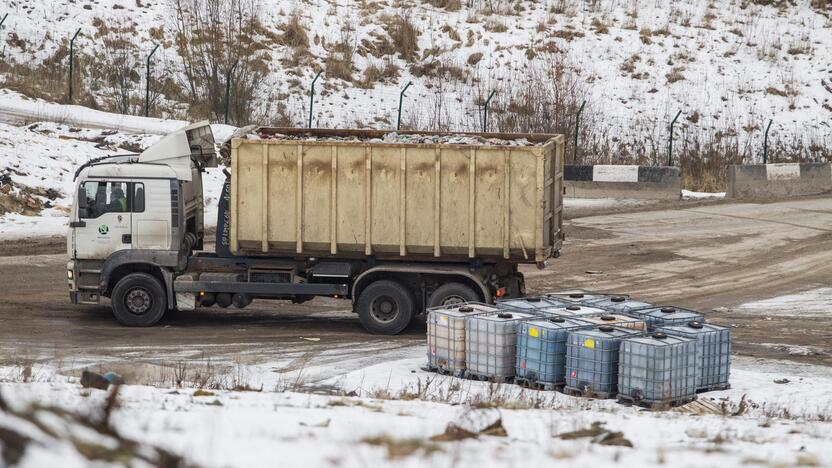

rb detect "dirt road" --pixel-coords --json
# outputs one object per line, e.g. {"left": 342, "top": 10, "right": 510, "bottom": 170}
{"left": 1, "top": 196, "right": 830, "bottom": 379}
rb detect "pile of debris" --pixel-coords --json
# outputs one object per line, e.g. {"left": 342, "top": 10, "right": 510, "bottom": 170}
{"left": 0, "top": 172, "right": 62, "bottom": 216}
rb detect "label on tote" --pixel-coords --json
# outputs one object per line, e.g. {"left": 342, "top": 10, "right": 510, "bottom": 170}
{"left": 529, "top": 327, "right": 539, "bottom": 337}
{"left": 583, "top": 339, "right": 596, "bottom": 349}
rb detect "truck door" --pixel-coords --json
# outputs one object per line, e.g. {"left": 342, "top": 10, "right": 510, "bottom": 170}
{"left": 130, "top": 179, "right": 172, "bottom": 250}
{"left": 73, "top": 180, "right": 133, "bottom": 259}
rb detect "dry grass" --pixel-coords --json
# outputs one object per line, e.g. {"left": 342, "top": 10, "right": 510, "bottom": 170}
{"left": 360, "top": 435, "right": 442, "bottom": 459}
{"left": 467, "top": 52, "right": 483, "bottom": 65}
{"left": 279, "top": 12, "right": 309, "bottom": 49}
{"left": 359, "top": 60, "right": 400, "bottom": 88}
{"left": 666, "top": 68, "right": 686, "bottom": 83}
{"left": 440, "top": 24, "right": 461, "bottom": 42}
{"left": 484, "top": 18, "right": 508, "bottom": 33}
{"left": 382, "top": 11, "right": 420, "bottom": 63}
{"left": 425, "top": 0, "right": 461, "bottom": 11}
{"left": 590, "top": 17, "right": 609, "bottom": 34}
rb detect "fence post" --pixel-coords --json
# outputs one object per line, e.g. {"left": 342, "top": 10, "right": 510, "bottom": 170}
{"left": 0, "top": 13, "right": 8, "bottom": 30}
{"left": 308, "top": 70, "right": 322, "bottom": 129}
{"left": 763, "top": 119, "right": 773, "bottom": 164}
{"left": 482, "top": 90, "right": 496, "bottom": 132}
{"left": 396, "top": 81, "right": 412, "bottom": 131}
{"left": 667, "top": 110, "right": 682, "bottom": 166}
{"left": 144, "top": 44, "right": 160, "bottom": 117}
{"left": 67, "top": 28, "right": 81, "bottom": 104}
{"left": 224, "top": 59, "right": 239, "bottom": 125}
{"left": 573, "top": 100, "right": 586, "bottom": 163}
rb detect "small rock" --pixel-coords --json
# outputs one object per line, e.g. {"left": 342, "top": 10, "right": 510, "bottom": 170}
{"left": 774, "top": 378, "right": 790, "bottom": 385}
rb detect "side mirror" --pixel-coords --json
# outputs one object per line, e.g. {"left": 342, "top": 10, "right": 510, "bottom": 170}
{"left": 77, "top": 186, "right": 88, "bottom": 209}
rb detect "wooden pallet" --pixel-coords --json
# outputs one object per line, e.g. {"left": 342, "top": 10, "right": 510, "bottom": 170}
{"left": 425, "top": 365, "right": 466, "bottom": 378}
{"left": 696, "top": 383, "right": 731, "bottom": 393}
{"left": 672, "top": 398, "right": 724, "bottom": 415}
{"left": 464, "top": 371, "right": 514, "bottom": 384}
{"left": 563, "top": 385, "right": 616, "bottom": 399}
{"left": 617, "top": 393, "right": 696, "bottom": 410}
{"left": 514, "top": 377, "right": 564, "bottom": 392}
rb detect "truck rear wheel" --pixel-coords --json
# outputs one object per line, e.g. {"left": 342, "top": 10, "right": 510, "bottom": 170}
{"left": 111, "top": 273, "right": 167, "bottom": 327}
{"left": 428, "top": 282, "right": 481, "bottom": 308}
{"left": 357, "top": 280, "right": 415, "bottom": 335}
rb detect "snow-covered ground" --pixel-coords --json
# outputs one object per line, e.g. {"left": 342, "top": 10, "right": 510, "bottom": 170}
{"left": 2, "top": 350, "right": 831, "bottom": 468}
{"left": 738, "top": 288, "right": 832, "bottom": 318}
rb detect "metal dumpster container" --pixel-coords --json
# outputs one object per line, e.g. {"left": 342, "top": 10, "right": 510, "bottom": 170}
{"left": 618, "top": 332, "right": 698, "bottom": 407}
{"left": 515, "top": 316, "right": 591, "bottom": 388}
{"left": 229, "top": 128, "right": 564, "bottom": 264}
{"left": 656, "top": 321, "right": 731, "bottom": 392}
{"left": 466, "top": 311, "right": 536, "bottom": 380}
{"left": 564, "top": 326, "right": 643, "bottom": 398}
{"left": 426, "top": 302, "right": 500, "bottom": 375}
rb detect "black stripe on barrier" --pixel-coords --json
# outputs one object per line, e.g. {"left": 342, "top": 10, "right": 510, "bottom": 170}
{"left": 564, "top": 165, "right": 593, "bottom": 181}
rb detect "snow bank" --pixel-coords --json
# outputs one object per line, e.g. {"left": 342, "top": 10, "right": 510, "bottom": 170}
{"left": 1, "top": 352, "right": 831, "bottom": 468}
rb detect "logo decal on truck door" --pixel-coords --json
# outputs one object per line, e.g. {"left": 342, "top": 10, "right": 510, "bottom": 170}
{"left": 98, "top": 224, "right": 109, "bottom": 235}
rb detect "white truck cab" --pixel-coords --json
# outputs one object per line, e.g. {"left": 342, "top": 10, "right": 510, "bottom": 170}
{"left": 67, "top": 122, "right": 216, "bottom": 325}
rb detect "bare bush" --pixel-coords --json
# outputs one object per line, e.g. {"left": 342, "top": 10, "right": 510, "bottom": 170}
{"left": 171, "top": 0, "right": 269, "bottom": 125}
{"left": 489, "top": 51, "right": 591, "bottom": 157}
{"left": 279, "top": 11, "right": 309, "bottom": 49}
{"left": 325, "top": 18, "right": 357, "bottom": 82}
{"left": 382, "top": 10, "right": 420, "bottom": 63}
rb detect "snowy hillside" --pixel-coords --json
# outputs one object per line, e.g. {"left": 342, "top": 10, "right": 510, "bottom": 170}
{"left": 1, "top": 0, "right": 830, "bottom": 170}
{"left": 0, "top": 91, "right": 231, "bottom": 238}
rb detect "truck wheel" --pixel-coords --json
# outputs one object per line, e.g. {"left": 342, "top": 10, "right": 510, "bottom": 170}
{"left": 357, "top": 280, "right": 415, "bottom": 335}
{"left": 428, "top": 282, "right": 481, "bottom": 308}
{"left": 111, "top": 273, "right": 167, "bottom": 327}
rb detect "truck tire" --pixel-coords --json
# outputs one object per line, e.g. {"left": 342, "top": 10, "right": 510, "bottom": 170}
{"left": 111, "top": 273, "right": 167, "bottom": 327}
{"left": 427, "top": 282, "right": 481, "bottom": 308}
{"left": 357, "top": 280, "right": 415, "bottom": 335}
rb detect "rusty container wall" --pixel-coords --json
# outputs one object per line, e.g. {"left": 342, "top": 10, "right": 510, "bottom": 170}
{"left": 229, "top": 129, "right": 564, "bottom": 264}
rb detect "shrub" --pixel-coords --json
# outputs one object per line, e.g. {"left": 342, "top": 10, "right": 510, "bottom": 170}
{"left": 384, "top": 11, "right": 420, "bottom": 62}
{"left": 467, "top": 52, "right": 483, "bottom": 65}
{"left": 279, "top": 12, "right": 309, "bottom": 49}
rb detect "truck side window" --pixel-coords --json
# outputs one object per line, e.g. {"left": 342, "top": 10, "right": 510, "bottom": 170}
{"left": 79, "top": 182, "right": 142, "bottom": 218}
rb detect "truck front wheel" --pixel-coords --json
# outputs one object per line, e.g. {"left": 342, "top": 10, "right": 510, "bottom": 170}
{"left": 356, "top": 280, "right": 415, "bottom": 335}
{"left": 111, "top": 273, "right": 167, "bottom": 327}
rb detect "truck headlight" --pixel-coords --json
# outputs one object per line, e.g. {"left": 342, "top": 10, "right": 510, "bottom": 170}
{"left": 67, "top": 270, "right": 73, "bottom": 279}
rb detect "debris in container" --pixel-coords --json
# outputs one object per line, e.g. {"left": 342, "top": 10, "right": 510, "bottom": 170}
{"left": 247, "top": 131, "right": 539, "bottom": 147}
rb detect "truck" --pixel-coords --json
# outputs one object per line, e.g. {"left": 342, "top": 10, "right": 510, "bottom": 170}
{"left": 67, "top": 122, "right": 564, "bottom": 335}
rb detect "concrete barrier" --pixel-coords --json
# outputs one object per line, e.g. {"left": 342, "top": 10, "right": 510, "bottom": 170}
{"left": 564, "top": 165, "right": 681, "bottom": 199}
{"left": 728, "top": 163, "right": 832, "bottom": 198}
